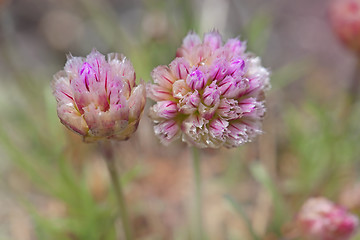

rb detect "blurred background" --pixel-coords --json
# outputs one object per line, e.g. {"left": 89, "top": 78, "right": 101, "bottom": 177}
{"left": 1, "top": 0, "right": 360, "bottom": 239}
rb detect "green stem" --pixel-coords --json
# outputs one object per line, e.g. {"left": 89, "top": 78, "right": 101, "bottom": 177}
{"left": 341, "top": 58, "right": 360, "bottom": 125}
{"left": 101, "top": 142, "right": 133, "bottom": 240}
{"left": 192, "top": 147, "right": 204, "bottom": 240}
{"left": 348, "top": 59, "right": 360, "bottom": 105}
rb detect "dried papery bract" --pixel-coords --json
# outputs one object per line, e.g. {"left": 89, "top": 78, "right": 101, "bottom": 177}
{"left": 330, "top": 0, "right": 360, "bottom": 55}
{"left": 296, "top": 197, "right": 359, "bottom": 240}
{"left": 53, "top": 49, "right": 146, "bottom": 143}
{"left": 147, "top": 31, "right": 270, "bottom": 148}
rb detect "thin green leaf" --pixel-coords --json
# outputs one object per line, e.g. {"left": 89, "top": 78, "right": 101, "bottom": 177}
{"left": 224, "top": 194, "right": 259, "bottom": 240}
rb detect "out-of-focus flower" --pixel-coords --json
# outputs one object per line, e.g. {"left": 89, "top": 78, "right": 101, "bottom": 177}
{"left": 147, "top": 31, "right": 270, "bottom": 148}
{"left": 296, "top": 197, "right": 359, "bottom": 240}
{"left": 330, "top": 0, "right": 360, "bottom": 54}
{"left": 52, "top": 49, "right": 146, "bottom": 142}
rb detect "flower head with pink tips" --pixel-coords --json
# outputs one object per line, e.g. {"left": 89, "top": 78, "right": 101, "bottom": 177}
{"left": 53, "top": 49, "right": 146, "bottom": 142}
{"left": 147, "top": 31, "right": 270, "bottom": 148}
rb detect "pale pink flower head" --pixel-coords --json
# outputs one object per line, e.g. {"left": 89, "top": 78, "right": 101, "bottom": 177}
{"left": 329, "top": 0, "right": 360, "bottom": 54}
{"left": 147, "top": 31, "right": 270, "bottom": 148}
{"left": 296, "top": 197, "right": 359, "bottom": 240}
{"left": 53, "top": 49, "right": 146, "bottom": 142}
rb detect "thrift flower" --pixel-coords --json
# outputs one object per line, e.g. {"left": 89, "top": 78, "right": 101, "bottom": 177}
{"left": 147, "top": 31, "right": 270, "bottom": 148}
{"left": 53, "top": 49, "right": 146, "bottom": 142}
{"left": 296, "top": 197, "right": 359, "bottom": 240}
{"left": 330, "top": 0, "right": 360, "bottom": 54}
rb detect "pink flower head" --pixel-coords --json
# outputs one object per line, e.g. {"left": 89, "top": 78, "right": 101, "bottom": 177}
{"left": 296, "top": 197, "right": 359, "bottom": 240}
{"left": 52, "top": 49, "right": 146, "bottom": 142}
{"left": 329, "top": 0, "right": 360, "bottom": 54}
{"left": 147, "top": 31, "right": 270, "bottom": 148}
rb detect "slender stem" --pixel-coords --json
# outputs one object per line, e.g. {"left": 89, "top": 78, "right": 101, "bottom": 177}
{"left": 192, "top": 147, "right": 204, "bottom": 240}
{"left": 341, "top": 58, "right": 360, "bottom": 124}
{"left": 348, "top": 59, "right": 360, "bottom": 104}
{"left": 101, "top": 142, "right": 133, "bottom": 240}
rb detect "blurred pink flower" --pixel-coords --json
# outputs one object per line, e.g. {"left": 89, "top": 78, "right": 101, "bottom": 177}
{"left": 52, "top": 49, "right": 146, "bottom": 142}
{"left": 147, "top": 31, "right": 270, "bottom": 148}
{"left": 330, "top": 0, "right": 360, "bottom": 54}
{"left": 297, "top": 197, "right": 359, "bottom": 240}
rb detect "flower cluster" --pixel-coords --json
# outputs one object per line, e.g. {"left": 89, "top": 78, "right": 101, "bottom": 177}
{"left": 330, "top": 0, "right": 360, "bottom": 54}
{"left": 147, "top": 31, "right": 270, "bottom": 148}
{"left": 52, "top": 49, "right": 146, "bottom": 142}
{"left": 296, "top": 197, "right": 359, "bottom": 240}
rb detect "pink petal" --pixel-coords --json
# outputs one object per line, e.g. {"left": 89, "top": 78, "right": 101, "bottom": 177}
{"left": 186, "top": 69, "right": 207, "bottom": 90}
{"left": 169, "top": 57, "right": 191, "bottom": 80}
{"left": 202, "top": 81, "right": 220, "bottom": 106}
{"left": 128, "top": 83, "right": 146, "bottom": 120}
{"left": 57, "top": 103, "right": 88, "bottom": 136}
{"left": 154, "top": 120, "right": 181, "bottom": 145}
{"left": 146, "top": 84, "right": 173, "bottom": 101}
{"left": 209, "top": 118, "right": 229, "bottom": 141}
{"left": 204, "top": 31, "right": 222, "bottom": 50}
{"left": 224, "top": 38, "right": 246, "bottom": 56}
{"left": 178, "top": 91, "right": 200, "bottom": 114}
{"left": 218, "top": 75, "right": 249, "bottom": 98}
{"left": 172, "top": 79, "right": 191, "bottom": 99}
{"left": 182, "top": 32, "right": 201, "bottom": 50}
{"left": 150, "top": 100, "right": 178, "bottom": 119}
{"left": 151, "top": 65, "right": 176, "bottom": 89}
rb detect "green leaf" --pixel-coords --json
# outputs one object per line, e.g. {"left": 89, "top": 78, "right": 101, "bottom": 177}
{"left": 224, "top": 194, "right": 260, "bottom": 240}
{"left": 249, "top": 162, "right": 287, "bottom": 230}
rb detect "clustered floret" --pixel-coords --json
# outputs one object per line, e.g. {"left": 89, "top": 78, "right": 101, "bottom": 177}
{"left": 147, "top": 31, "right": 270, "bottom": 148}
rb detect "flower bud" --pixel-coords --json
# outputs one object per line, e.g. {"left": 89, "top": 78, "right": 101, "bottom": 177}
{"left": 53, "top": 49, "right": 146, "bottom": 142}
{"left": 181, "top": 32, "right": 202, "bottom": 51}
{"left": 178, "top": 91, "right": 200, "bottom": 114}
{"left": 217, "top": 98, "right": 242, "bottom": 120}
{"left": 209, "top": 118, "right": 229, "bottom": 141}
{"left": 149, "top": 101, "right": 178, "bottom": 120}
{"left": 224, "top": 38, "right": 246, "bottom": 56}
{"left": 151, "top": 65, "right": 176, "bottom": 89}
{"left": 226, "top": 121, "right": 248, "bottom": 147}
{"left": 244, "top": 57, "right": 270, "bottom": 96}
{"left": 296, "top": 197, "right": 359, "bottom": 240}
{"left": 227, "top": 59, "right": 246, "bottom": 76}
{"left": 154, "top": 120, "right": 180, "bottom": 145}
{"left": 204, "top": 31, "right": 222, "bottom": 50}
{"left": 198, "top": 102, "right": 218, "bottom": 120}
{"left": 209, "top": 59, "right": 229, "bottom": 81}
{"left": 172, "top": 79, "right": 191, "bottom": 99}
{"left": 169, "top": 57, "right": 191, "bottom": 80}
{"left": 330, "top": 0, "right": 360, "bottom": 54}
{"left": 186, "top": 69, "right": 207, "bottom": 90}
{"left": 239, "top": 98, "right": 265, "bottom": 118}
{"left": 203, "top": 82, "right": 220, "bottom": 106}
{"left": 218, "top": 76, "right": 248, "bottom": 99}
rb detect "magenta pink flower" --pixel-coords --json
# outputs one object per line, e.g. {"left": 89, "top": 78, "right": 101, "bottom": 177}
{"left": 147, "top": 31, "right": 270, "bottom": 148}
{"left": 296, "top": 197, "right": 359, "bottom": 240}
{"left": 329, "top": 0, "right": 360, "bottom": 54}
{"left": 52, "top": 49, "right": 146, "bottom": 142}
